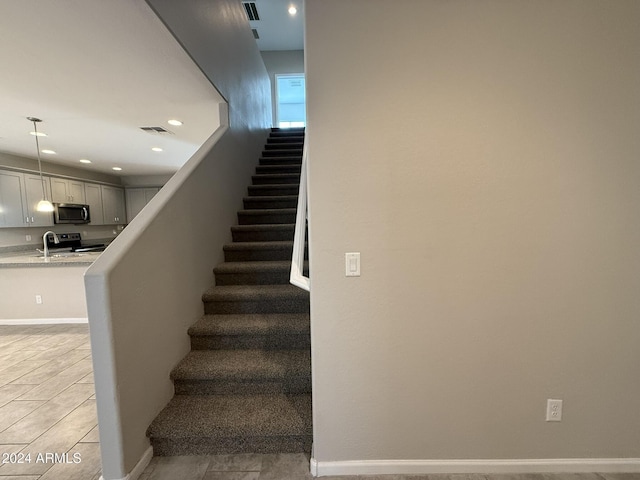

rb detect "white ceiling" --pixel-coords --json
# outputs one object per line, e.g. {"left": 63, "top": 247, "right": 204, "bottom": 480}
{"left": 248, "top": 0, "right": 305, "bottom": 51}
{"left": 0, "top": 1, "right": 223, "bottom": 177}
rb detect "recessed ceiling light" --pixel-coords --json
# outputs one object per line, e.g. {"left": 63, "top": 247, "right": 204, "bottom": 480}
{"left": 112, "top": 167, "right": 122, "bottom": 171}
{"left": 288, "top": 6, "right": 297, "bottom": 15}
{"left": 167, "top": 119, "right": 183, "bottom": 126}
{"left": 41, "top": 149, "right": 56, "bottom": 155}
{"left": 152, "top": 147, "right": 163, "bottom": 152}
{"left": 29, "top": 131, "right": 47, "bottom": 137}
{"left": 79, "top": 159, "right": 92, "bottom": 164}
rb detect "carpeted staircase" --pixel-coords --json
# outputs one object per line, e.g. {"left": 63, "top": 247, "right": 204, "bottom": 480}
{"left": 147, "top": 127, "right": 311, "bottom": 455}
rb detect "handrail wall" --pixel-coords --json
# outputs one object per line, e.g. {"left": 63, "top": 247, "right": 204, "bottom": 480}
{"left": 85, "top": 103, "right": 270, "bottom": 480}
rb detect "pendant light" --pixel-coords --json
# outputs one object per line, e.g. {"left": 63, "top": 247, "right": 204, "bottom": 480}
{"left": 27, "top": 117, "right": 54, "bottom": 212}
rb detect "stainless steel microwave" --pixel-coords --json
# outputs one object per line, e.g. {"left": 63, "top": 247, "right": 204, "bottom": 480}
{"left": 53, "top": 203, "right": 91, "bottom": 224}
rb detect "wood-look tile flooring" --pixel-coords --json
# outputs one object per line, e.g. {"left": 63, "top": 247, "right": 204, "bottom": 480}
{"left": 140, "top": 453, "right": 640, "bottom": 480}
{"left": 0, "top": 324, "right": 100, "bottom": 480}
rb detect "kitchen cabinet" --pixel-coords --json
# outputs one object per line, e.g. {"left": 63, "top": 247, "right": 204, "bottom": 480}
{"left": 23, "top": 174, "right": 54, "bottom": 227}
{"left": 0, "top": 167, "right": 127, "bottom": 228}
{"left": 101, "top": 185, "right": 126, "bottom": 224}
{"left": 84, "top": 183, "right": 104, "bottom": 225}
{"left": 51, "top": 178, "right": 86, "bottom": 204}
{"left": 0, "top": 170, "right": 26, "bottom": 227}
{"left": 0, "top": 169, "right": 53, "bottom": 227}
{"left": 126, "top": 187, "right": 159, "bottom": 223}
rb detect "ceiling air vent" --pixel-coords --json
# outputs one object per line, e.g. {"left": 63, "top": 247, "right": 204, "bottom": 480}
{"left": 139, "top": 126, "right": 174, "bottom": 135}
{"left": 243, "top": 2, "right": 260, "bottom": 21}
{"left": 252, "top": 28, "right": 260, "bottom": 39}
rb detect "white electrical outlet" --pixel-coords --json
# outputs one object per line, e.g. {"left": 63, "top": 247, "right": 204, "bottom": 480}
{"left": 26, "top": 234, "right": 32, "bottom": 242}
{"left": 546, "top": 399, "right": 563, "bottom": 421}
{"left": 35, "top": 295, "right": 43, "bottom": 305}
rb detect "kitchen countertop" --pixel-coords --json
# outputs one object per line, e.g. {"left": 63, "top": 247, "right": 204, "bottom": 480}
{"left": 0, "top": 250, "right": 102, "bottom": 268}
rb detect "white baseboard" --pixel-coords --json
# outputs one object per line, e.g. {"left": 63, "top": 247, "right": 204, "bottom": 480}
{"left": 311, "top": 457, "right": 640, "bottom": 477}
{"left": 0, "top": 317, "right": 88, "bottom": 325}
{"left": 126, "top": 446, "right": 153, "bottom": 480}
{"left": 99, "top": 446, "right": 153, "bottom": 480}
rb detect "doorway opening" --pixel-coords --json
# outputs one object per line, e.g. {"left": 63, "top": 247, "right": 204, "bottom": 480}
{"left": 276, "top": 74, "right": 305, "bottom": 128}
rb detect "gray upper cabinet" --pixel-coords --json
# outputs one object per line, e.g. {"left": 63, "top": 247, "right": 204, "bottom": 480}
{"left": 51, "top": 178, "right": 86, "bottom": 204}
{"left": 0, "top": 168, "right": 126, "bottom": 228}
{"left": 23, "top": 174, "right": 54, "bottom": 227}
{"left": 0, "top": 169, "right": 53, "bottom": 228}
{"left": 101, "top": 185, "right": 126, "bottom": 224}
{"left": 126, "top": 187, "right": 159, "bottom": 223}
{"left": 84, "top": 183, "right": 105, "bottom": 225}
{"left": 0, "top": 170, "right": 26, "bottom": 227}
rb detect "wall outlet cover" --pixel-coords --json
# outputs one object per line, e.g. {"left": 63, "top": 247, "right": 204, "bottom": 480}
{"left": 546, "top": 398, "right": 563, "bottom": 421}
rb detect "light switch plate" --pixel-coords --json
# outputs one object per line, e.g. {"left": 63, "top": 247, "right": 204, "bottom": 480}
{"left": 345, "top": 252, "right": 360, "bottom": 277}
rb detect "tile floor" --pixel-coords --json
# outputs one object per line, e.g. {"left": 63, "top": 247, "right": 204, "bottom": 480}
{"left": 0, "top": 324, "right": 100, "bottom": 480}
{"left": 2, "top": 326, "right": 639, "bottom": 480}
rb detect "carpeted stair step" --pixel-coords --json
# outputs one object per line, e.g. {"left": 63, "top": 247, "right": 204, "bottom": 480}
{"left": 223, "top": 241, "right": 306, "bottom": 262}
{"left": 214, "top": 260, "right": 309, "bottom": 285}
{"left": 248, "top": 184, "right": 299, "bottom": 196}
{"left": 170, "top": 350, "right": 311, "bottom": 395}
{"left": 264, "top": 143, "right": 303, "bottom": 151}
{"left": 267, "top": 136, "right": 305, "bottom": 144}
{"left": 261, "top": 149, "right": 302, "bottom": 158}
{"left": 259, "top": 157, "right": 302, "bottom": 166}
{"left": 243, "top": 195, "right": 298, "bottom": 210}
{"left": 147, "top": 393, "right": 312, "bottom": 455}
{"left": 203, "top": 284, "right": 309, "bottom": 314}
{"left": 188, "top": 313, "right": 310, "bottom": 350}
{"left": 252, "top": 174, "right": 300, "bottom": 185}
{"left": 255, "top": 165, "right": 302, "bottom": 175}
{"left": 269, "top": 131, "right": 304, "bottom": 139}
{"left": 231, "top": 224, "right": 295, "bottom": 242}
{"left": 237, "top": 208, "right": 296, "bottom": 225}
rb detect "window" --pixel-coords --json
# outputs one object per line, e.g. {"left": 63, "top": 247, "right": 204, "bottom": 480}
{"left": 276, "top": 74, "right": 305, "bottom": 128}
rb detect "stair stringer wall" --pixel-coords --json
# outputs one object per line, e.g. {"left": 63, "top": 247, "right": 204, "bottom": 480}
{"left": 86, "top": 114, "right": 269, "bottom": 480}
{"left": 85, "top": 2, "right": 272, "bottom": 477}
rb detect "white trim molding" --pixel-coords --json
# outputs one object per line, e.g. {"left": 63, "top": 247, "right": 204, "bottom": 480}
{"left": 311, "top": 457, "right": 640, "bottom": 477}
{"left": 99, "top": 446, "right": 153, "bottom": 480}
{"left": 0, "top": 317, "right": 88, "bottom": 325}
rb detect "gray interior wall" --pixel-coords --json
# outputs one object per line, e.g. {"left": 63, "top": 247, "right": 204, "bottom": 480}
{"left": 0, "top": 266, "right": 87, "bottom": 319}
{"left": 261, "top": 50, "right": 305, "bottom": 126}
{"left": 306, "top": 0, "right": 640, "bottom": 468}
{"left": 86, "top": 1, "right": 271, "bottom": 478}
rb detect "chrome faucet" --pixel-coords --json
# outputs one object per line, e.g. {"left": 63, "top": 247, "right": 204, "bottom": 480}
{"left": 43, "top": 231, "right": 59, "bottom": 260}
